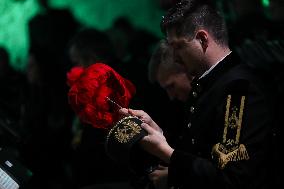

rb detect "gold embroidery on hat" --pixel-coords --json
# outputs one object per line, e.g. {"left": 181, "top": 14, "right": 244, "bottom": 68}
{"left": 106, "top": 116, "right": 142, "bottom": 145}
{"left": 114, "top": 119, "right": 142, "bottom": 143}
{"left": 212, "top": 95, "right": 249, "bottom": 169}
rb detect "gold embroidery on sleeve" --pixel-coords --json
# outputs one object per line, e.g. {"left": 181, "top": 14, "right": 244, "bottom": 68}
{"left": 212, "top": 95, "right": 249, "bottom": 169}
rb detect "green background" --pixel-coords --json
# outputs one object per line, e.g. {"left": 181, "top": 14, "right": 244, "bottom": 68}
{"left": 0, "top": 0, "right": 164, "bottom": 70}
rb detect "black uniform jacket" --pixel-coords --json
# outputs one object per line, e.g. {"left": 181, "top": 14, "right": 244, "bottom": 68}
{"left": 168, "top": 53, "right": 276, "bottom": 189}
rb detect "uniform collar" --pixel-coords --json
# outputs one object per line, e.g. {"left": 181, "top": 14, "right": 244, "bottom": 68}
{"left": 191, "top": 52, "right": 239, "bottom": 90}
{"left": 199, "top": 51, "right": 232, "bottom": 80}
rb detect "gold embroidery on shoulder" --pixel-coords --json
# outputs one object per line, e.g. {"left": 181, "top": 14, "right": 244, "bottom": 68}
{"left": 212, "top": 95, "right": 249, "bottom": 169}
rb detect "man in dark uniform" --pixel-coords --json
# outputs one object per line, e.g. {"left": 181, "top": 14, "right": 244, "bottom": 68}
{"left": 120, "top": 0, "right": 277, "bottom": 188}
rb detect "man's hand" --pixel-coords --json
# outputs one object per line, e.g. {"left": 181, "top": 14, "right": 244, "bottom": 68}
{"left": 119, "top": 108, "right": 174, "bottom": 163}
{"left": 119, "top": 108, "right": 163, "bottom": 133}
{"left": 141, "top": 122, "right": 173, "bottom": 163}
{"left": 149, "top": 165, "right": 169, "bottom": 189}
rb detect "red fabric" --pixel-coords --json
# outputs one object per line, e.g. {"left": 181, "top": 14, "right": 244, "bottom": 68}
{"left": 67, "top": 63, "right": 136, "bottom": 129}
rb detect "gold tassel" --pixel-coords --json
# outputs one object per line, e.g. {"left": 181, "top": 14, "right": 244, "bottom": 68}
{"left": 212, "top": 143, "right": 249, "bottom": 169}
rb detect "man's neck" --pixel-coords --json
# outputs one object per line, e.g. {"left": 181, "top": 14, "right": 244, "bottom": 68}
{"left": 198, "top": 45, "right": 231, "bottom": 79}
{"left": 207, "top": 45, "right": 231, "bottom": 68}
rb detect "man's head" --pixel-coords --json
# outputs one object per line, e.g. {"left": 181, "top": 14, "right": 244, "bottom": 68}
{"left": 148, "top": 40, "right": 193, "bottom": 102}
{"left": 68, "top": 28, "right": 115, "bottom": 67}
{"left": 161, "top": 0, "right": 229, "bottom": 77}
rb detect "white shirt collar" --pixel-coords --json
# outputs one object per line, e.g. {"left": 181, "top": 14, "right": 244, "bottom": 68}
{"left": 198, "top": 51, "right": 232, "bottom": 80}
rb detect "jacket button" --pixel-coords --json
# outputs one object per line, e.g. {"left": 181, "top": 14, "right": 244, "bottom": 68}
{"left": 191, "top": 138, "right": 195, "bottom": 144}
{"left": 187, "top": 122, "right": 192, "bottom": 128}
{"left": 190, "top": 106, "right": 195, "bottom": 113}
{"left": 196, "top": 83, "right": 202, "bottom": 92}
{"left": 192, "top": 91, "right": 197, "bottom": 98}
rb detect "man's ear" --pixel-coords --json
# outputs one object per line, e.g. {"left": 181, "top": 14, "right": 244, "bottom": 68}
{"left": 196, "top": 30, "right": 208, "bottom": 52}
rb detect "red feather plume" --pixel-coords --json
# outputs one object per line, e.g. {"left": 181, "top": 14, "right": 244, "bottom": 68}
{"left": 67, "top": 63, "right": 136, "bottom": 129}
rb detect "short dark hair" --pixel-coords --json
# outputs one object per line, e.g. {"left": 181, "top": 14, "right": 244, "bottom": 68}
{"left": 161, "top": 0, "right": 228, "bottom": 46}
{"left": 148, "top": 39, "right": 183, "bottom": 83}
{"left": 68, "top": 28, "right": 114, "bottom": 65}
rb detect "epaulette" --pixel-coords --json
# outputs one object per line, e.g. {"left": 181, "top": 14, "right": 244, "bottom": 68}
{"left": 212, "top": 80, "right": 250, "bottom": 169}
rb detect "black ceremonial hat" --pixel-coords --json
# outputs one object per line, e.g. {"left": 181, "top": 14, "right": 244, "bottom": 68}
{"left": 105, "top": 116, "right": 159, "bottom": 175}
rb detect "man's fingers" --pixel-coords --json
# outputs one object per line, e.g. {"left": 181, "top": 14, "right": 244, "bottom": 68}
{"left": 141, "top": 123, "right": 155, "bottom": 135}
{"left": 119, "top": 108, "right": 148, "bottom": 119}
{"left": 128, "top": 109, "right": 148, "bottom": 118}
{"left": 156, "top": 165, "right": 167, "bottom": 170}
{"left": 119, "top": 108, "right": 129, "bottom": 116}
{"left": 148, "top": 171, "right": 157, "bottom": 180}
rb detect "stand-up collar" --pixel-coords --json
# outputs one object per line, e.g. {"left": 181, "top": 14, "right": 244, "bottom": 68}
{"left": 191, "top": 52, "right": 240, "bottom": 91}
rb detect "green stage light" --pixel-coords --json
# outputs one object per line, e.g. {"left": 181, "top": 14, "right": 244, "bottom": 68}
{"left": 0, "top": 0, "right": 39, "bottom": 70}
{"left": 0, "top": 0, "right": 163, "bottom": 70}
{"left": 262, "top": 0, "right": 270, "bottom": 7}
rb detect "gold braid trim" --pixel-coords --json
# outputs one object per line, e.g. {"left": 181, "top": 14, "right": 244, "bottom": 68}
{"left": 212, "top": 143, "right": 249, "bottom": 169}
{"left": 236, "top": 96, "right": 245, "bottom": 143}
{"left": 223, "top": 95, "right": 231, "bottom": 143}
